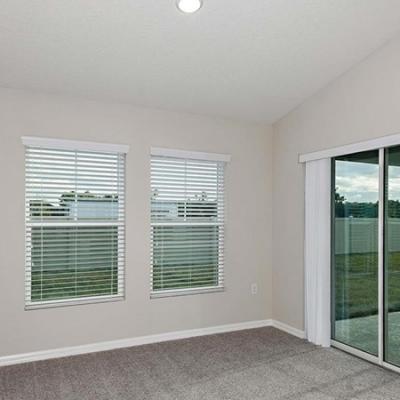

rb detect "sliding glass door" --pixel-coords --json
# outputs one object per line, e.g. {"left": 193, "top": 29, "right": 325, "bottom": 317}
{"left": 332, "top": 151, "right": 380, "bottom": 356}
{"left": 385, "top": 146, "right": 400, "bottom": 367}
{"left": 332, "top": 146, "right": 400, "bottom": 370}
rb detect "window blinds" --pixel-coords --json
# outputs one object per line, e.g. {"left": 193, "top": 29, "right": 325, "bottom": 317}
{"left": 24, "top": 139, "right": 126, "bottom": 308}
{"left": 150, "top": 152, "right": 226, "bottom": 296}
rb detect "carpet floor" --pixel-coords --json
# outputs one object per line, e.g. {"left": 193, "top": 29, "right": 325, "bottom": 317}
{"left": 1, "top": 327, "right": 400, "bottom": 399}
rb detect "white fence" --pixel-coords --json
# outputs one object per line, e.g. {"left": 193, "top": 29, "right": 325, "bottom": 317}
{"left": 64, "top": 200, "right": 118, "bottom": 219}
{"left": 335, "top": 218, "right": 400, "bottom": 254}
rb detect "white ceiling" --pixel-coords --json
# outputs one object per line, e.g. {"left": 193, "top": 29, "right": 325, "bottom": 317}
{"left": 1, "top": 1, "right": 400, "bottom": 123}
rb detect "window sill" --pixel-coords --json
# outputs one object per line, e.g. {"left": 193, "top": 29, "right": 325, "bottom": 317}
{"left": 150, "top": 286, "right": 224, "bottom": 299}
{"left": 25, "top": 294, "right": 124, "bottom": 310}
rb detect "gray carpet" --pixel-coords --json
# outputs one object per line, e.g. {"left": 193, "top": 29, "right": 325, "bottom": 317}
{"left": 1, "top": 327, "right": 400, "bottom": 399}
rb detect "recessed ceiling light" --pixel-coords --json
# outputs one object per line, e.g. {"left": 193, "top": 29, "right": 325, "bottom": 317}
{"left": 176, "top": 0, "right": 203, "bottom": 14}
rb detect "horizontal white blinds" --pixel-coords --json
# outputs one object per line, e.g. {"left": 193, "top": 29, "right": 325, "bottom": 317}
{"left": 25, "top": 145, "right": 125, "bottom": 307}
{"left": 151, "top": 155, "right": 225, "bottom": 294}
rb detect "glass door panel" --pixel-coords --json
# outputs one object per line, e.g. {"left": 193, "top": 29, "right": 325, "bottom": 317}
{"left": 385, "top": 146, "right": 400, "bottom": 367}
{"left": 332, "top": 150, "right": 379, "bottom": 356}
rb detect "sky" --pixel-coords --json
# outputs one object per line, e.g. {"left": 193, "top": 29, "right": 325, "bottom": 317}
{"left": 336, "top": 160, "right": 400, "bottom": 203}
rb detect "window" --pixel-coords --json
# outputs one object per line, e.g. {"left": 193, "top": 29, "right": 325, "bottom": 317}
{"left": 150, "top": 147, "right": 230, "bottom": 297}
{"left": 23, "top": 137, "right": 128, "bottom": 309}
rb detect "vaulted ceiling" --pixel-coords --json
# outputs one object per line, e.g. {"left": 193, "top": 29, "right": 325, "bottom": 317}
{"left": 1, "top": 0, "right": 400, "bottom": 123}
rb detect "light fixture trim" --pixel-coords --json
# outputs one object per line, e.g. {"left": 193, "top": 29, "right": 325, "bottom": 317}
{"left": 176, "top": 0, "right": 203, "bottom": 14}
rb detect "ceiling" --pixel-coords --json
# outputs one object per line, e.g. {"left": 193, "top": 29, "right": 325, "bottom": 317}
{"left": 1, "top": 1, "right": 400, "bottom": 124}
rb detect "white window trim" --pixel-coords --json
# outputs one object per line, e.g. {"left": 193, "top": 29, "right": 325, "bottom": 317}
{"left": 23, "top": 136, "right": 128, "bottom": 310}
{"left": 22, "top": 136, "right": 130, "bottom": 154}
{"left": 151, "top": 147, "right": 231, "bottom": 163}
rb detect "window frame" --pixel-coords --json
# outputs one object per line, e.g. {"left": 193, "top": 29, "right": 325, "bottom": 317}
{"left": 150, "top": 147, "right": 230, "bottom": 298}
{"left": 22, "top": 136, "right": 129, "bottom": 310}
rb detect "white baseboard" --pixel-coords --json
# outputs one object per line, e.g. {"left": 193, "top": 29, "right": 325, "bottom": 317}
{"left": 272, "top": 320, "right": 306, "bottom": 339}
{"left": 0, "top": 319, "right": 305, "bottom": 367}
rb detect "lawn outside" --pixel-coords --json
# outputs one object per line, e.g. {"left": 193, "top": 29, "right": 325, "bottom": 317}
{"left": 334, "top": 251, "right": 400, "bottom": 366}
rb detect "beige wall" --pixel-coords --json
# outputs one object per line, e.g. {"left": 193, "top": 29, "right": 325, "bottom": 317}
{"left": 273, "top": 34, "right": 400, "bottom": 330}
{"left": 4, "top": 29, "right": 399, "bottom": 357}
{"left": 0, "top": 87, "right": 273, "bottom": 357}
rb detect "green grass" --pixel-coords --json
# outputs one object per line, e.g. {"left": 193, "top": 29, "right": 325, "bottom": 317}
{"left": 333, "top": 252, "right": 400, "bottom": 361}
{"left": 334, "top": 251, "right": 400, "bottom": 320}
{"left": 30, "top": 223, "right": 221, "bottom": 301}
{"left": 31, "top": 267, "right": 118, "bottom": 301}
{"left": 30, "top": 225, "right": 119, "bottom": 302}
{"left": 31, "top": 263, "right": 218, "bottom": 301}
{"left": 152, "top": 265, "right": 218, "bottom": 291}
{"left": 151, "top": 224, "right": 220, "bottom": 292}
{"left": 31, "top": 263, "right": 219, "bottom": 301}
